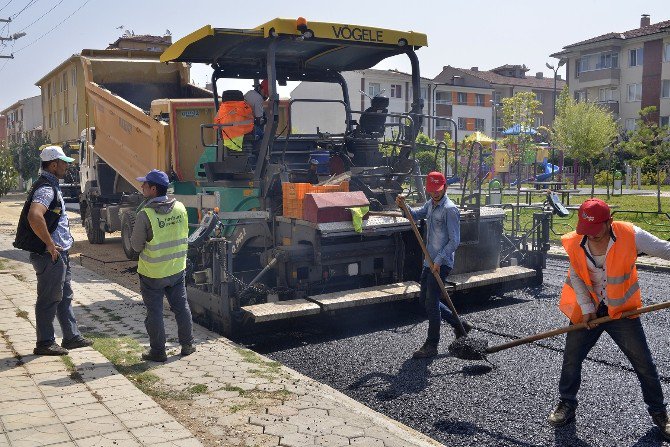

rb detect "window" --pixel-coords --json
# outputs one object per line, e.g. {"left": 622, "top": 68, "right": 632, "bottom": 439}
{"left": 457, "top": 117, "right": 467, "bottom": 130}
{"left": 660, "top": 116, "right": 669, "bottom": 127}
{"left": 595, "top": 52, "right": 619, "bottom": 70}
{"left": 629, "top": 48, "right": 643, "bottom": 67}
{"left": 64, "top": 105, "right": 68, "bottom": 125}
{"left": 435, "top": 92, "right": 451, "bottom": 104}
{"left": 599, "top": 88, "right": 615, "bottom": 102}
{"left": 390, "top": 84, "right": 402, "bottom": 98}
{"left": 475, "top": 94, "right": 485, "bottom": 106}
{"left": 457, "top": 92, "right": 467, "bottom": 104}
{"left": 73, "top": 103, "right": 78, "bottom": 123}
{"left": 625, "top": 118, "right": 637, "bottom": 131}
{"left": 627, "top": 83, "right": 642, "bottom": 102}
{"left": 535, "top": 92, "right": 544, "bottom": 103}
{"left": 574, "top": 91, "right": 586, "bottom": 102}
{"left": 577, "top": 55, "right": 592, "bottom": 75}
{"left": 48, "top": 113, "right": 52, "bottom": 129}
{"left": 474, "top": 118, "right": 485, "bottom": 131}
{"left": 72, "top": 68, "right": 77, "bottom": 86}
{"left": 62, "top": 72, "right": 68, "bottom": 91}
{"left": 662, "top": 80, "right": 670, "bottom": 98}
{"left": 60, "top": 110, "right": 65, "bottom": 125}
{"left": 420, "top": 87, "right": 427, "bottom": 100}
{"left": 368, "top": 82, "right": 381, "bottom": 97}
{"left": 535, "top": 116, "right": 543, "bottom": 127}
{"left": 493, "top": 91, "right": 501, "bottom": 103}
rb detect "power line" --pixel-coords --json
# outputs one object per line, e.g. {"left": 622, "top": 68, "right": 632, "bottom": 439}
{"left": 0, "top": 0, "right": 15, "bottom": 13}
{"left": 0, "top": 39, "right": 16, "bottom": 74}
{"left": 15, "top": 0, "right": 92, "bottom": 54}
{"left": 18, "top": 0, "right": 64, "bottom": 33}
{"left": 0, "top": 0, "right": 38, "bottom": 33}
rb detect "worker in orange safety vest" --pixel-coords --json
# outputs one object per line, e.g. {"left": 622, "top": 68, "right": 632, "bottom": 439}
{"left": 547, "top": 198, "right": 670, "bottom": 442}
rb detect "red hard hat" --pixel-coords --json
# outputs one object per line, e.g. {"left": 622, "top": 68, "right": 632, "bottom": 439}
{"left": 576, "top": 198, "right": 611, "bottom": 236}
{"left": 426, "top": 171, "right": 446, "bottom": 193}
{"left": 260, "top": 79, "right": 269, "bottom": 96}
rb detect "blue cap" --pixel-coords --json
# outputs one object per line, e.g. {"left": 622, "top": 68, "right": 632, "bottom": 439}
{"left": 136, "top": 169, "right": 169, "bottom": 187}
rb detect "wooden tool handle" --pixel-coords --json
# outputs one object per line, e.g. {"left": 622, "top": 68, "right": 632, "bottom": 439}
{"left": 486, "top": 300, "right": 670, "bottom": 354}
{"left": 398, "top": 199, "right": 467, "bottom": 336}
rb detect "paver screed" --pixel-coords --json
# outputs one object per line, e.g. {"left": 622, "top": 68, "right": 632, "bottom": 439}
{"left": 0, "top": 234, "right": 443, "bottom": 447}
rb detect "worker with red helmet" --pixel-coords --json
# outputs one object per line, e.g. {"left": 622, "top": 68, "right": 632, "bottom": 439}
{"left": 396, "top": 171, "right": 473, "bottom": 359}
{"left": 244, "top": 79, "right": 269, "bottom": 141}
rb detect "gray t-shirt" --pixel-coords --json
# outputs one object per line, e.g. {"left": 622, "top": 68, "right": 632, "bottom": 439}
{"left": 32, "top": 172, "right": 74, "bottom": 251}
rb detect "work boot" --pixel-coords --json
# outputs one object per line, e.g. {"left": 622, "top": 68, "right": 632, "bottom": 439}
{"left": 547, "top": 400, "right": 577, "bottom": 427}
{"left": 180, "top": 345, "right": 196, "bottom": 357}
{"left": 33, "top": 343, "right": 68, "bottom": 356}
{"left": 412, "top": 342, "right": 438, "bottom": 359}
{"left": 453, "top": 321, "right": 474, "bottom": 339}
{"left": 141, "top": 349, "right": 168, "bottom": 362}
{"left": 61, "top": 337, "right": 94, "bottom": 350}
{"left": 650, "top": 411, "right": 670, "bottom": 441}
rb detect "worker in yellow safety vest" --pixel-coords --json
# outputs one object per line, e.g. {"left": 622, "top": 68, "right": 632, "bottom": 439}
{"left": 547, "top": 198, "right": 670, "bottom": 442}
{"left": 130, "top": 169, "right": 195, "bottom": 362}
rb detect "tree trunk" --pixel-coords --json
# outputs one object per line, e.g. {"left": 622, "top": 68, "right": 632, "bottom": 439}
{"left": 657, "top": 166, "right": 662, "bottom": 213}
{"left": 590, "top": 161, "right": 595, "bottom": 197}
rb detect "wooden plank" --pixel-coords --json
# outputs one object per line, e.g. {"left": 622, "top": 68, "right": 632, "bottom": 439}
{"left": 241, "top": 299, "right": 321, "bottom": 323}
{"left": 447, "top": 266, "right": 536, "bottom": 291}
{"left": 309, "top": 281, "right": 421, "bottom": 312}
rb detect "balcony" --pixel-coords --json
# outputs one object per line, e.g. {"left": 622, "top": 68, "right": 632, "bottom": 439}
{"left": 596, "top": 100, "right": 619, "bottom": 115}
{"left": 577, "top": 68, "right": 620, "bottom": 84}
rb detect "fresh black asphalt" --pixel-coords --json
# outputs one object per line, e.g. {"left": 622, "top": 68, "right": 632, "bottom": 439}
{"left": 245, "top": 258, "right": 670, "bottom": 447}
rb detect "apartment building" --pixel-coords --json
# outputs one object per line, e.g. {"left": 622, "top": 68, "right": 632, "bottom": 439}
{"left": 290, "top": 69, "right": 433, "bottom": 138}
{"left": 1, "top": 96, "right": 43, "bottom": 146}
{"left": 107, "top": 33, "right": 172, "bottom": 52}
{"left": 551, "top": 14, "right": 670, "bottom": 130}
{"left": 434, "top": 64, "right": 565, "bottom": 140}
{"left": 0, "top": 115, "right": 7, "bottom": 147}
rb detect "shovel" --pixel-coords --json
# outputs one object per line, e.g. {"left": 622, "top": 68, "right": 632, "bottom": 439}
{"left": 397, "top": 199, "right": 468, "bottom": 337}
{"left": 449, "top": 300, "right": 670, "bottom": 361}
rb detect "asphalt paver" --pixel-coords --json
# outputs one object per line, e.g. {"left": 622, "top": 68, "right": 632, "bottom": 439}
{"left": 253, "top": 258, "right": 670, "bottom": 447}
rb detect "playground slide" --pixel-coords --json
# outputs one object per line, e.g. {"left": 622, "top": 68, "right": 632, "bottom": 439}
{"left": 510, "top": 160, "right": 561, "bottom": 186}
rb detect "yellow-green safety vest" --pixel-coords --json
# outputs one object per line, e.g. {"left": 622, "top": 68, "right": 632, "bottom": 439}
{"left": 137, "top": 201, "right": 189, "bottom": 279}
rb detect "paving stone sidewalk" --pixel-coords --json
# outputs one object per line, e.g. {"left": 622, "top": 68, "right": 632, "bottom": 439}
{"left": 0, "top": 235, "right": 442, "bottom": 447}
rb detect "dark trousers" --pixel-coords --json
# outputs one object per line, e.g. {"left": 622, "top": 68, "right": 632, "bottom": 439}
{"left": 559, "top": 317, "right": 666, "bottom": 414}
{"left": 30, "top": 251, "right": 81, "bottom": 347}
{"left": 139, "top": 271, "right": 194, "bottom": 353}
{"left": 419, "top": 265, "right": 459, "bottom": 345}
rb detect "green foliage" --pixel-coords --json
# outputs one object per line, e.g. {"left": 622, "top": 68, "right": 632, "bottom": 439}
{"left": 642, "top": 170, "right": 667, "bottom": 186}
{"left": 11, "top": 133, "right": 50, "bottom": 181}
{"left": 593, "top": 170, "right": 613, "bottom": 186}
{"left": 0, "top": 146, "right": 18, "bottom": 197}
{"left": 416, "top": 151, "right": 439, "bottom": 174}
{"left": 619, "top": 106, "right": 670, "bottom": 169}
{"left": 552, "top": 89, "right": 617, "bottom": 165}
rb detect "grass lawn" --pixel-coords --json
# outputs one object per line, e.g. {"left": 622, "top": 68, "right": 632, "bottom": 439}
{"left": 501, "top": 193, "right": 670, "bottom": 241}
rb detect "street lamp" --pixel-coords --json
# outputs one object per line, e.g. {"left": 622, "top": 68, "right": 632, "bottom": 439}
{"left": 489, "top": 99, "right": 500, "bottom": 142}
{"left": 546, "top": 59, "right": 566, "bottom": 121}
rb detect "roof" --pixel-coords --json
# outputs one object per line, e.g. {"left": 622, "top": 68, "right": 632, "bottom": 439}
{"left": 34, "top": 54, "right": 80, "bottom": 87}
{"left": 1, "top": 95, "right": 41, "bottom": 115}
{"left": 435, "top": 66, "right": 566, "bottom": 90}
{"left": 354, "top": 68, "right": 432, "bottom": 81}
{"left": 161, "top": 19, "right": 427, "bottom": 82}
{"left": 558, "top": 19, "right": 670, "bottom": 51}
{"left": 109, "top": 34, "right": 171, "bottom": 46}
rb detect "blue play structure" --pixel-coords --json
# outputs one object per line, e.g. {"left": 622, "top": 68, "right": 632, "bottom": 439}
{"left": 510, "top": 159, "right": 561, "bottom": 186}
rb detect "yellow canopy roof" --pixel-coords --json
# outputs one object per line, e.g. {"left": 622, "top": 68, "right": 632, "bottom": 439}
{"left": 463, "top": 131, "right": 495, "bottom": 146}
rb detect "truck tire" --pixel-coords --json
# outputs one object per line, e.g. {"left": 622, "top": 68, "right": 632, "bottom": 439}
{"left": 84, "top": 205, "right": 105, "bottom": 244}
{"left": 121, "top": 211, "right": 139, "bottom": 261}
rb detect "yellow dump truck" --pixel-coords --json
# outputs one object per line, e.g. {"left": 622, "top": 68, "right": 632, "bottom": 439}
{"left": 77, "top": 49, "right": 218, "bottom": 256}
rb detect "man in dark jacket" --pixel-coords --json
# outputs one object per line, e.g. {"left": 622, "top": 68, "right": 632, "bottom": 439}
{"left": 14, "top": 146, "right": 92, "bottom": 356}
{"left": 130, "top": 169, "right": 194, "bottom": 362}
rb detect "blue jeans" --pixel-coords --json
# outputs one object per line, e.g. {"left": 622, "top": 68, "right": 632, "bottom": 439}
{"left": 30, "top": 251, "right": 81, "bottom": 347}
{"left": 559, "top": 317, "right": 666, "bottom": 414}
{"left": 139, "top": 271, "right": 193, "bottom": 353}
{"left": 419, "top": 265, "right": 459, "bottom": 345}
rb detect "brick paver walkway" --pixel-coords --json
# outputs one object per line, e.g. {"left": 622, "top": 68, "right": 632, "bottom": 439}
{"left": 0, "top": 234, "right": 442, "bottom": 447}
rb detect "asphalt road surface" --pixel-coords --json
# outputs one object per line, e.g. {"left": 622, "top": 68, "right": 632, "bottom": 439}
{"left": 247, "top": 258, "right": 670, "bottom": 447}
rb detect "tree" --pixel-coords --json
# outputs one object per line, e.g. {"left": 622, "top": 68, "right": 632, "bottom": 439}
{"left": 11, "top": 133, "right": 49, "bottom": 183}
{"left": 618, "top": 106, "right": 670, "bottom": 212}
{"left": 0, "top": 142, "right": 18, "bottom": 197}
{"left": 551, "top": 89, "right": 618, "bottom": 196}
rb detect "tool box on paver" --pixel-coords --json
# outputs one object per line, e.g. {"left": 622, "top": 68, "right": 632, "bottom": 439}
{"left": 303, "top": 191, "right": 369, "bottom": 224}
{"left": 282, "top": 181, "right": 350, "bottom": 219}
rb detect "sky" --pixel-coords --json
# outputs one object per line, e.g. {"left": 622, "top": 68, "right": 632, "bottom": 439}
{"left": 0, "top": 0, "right": 669, "bottom": 108}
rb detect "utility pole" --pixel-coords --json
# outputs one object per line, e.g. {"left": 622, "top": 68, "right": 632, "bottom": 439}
{"left": 0, "top": 31, "right": 26, "bottom": 59}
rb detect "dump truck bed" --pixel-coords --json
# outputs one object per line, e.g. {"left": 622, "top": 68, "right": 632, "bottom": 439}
{"left": 80, "top": 50, "right": 212, "bottom": 189}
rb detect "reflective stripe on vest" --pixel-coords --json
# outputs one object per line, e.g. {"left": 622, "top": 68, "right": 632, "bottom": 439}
{"left": 559, "top": 221, "right": 641, "bottom": 323}
{"left": 215, "top": 101, "right": 254, "bottom": 152}
{"left": 137, "top": 201, "right": 189, "bottom": 279}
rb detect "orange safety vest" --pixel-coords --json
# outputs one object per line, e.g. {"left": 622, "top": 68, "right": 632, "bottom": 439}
{"left": 214, "top": 101, "right": 254, "bottom": 151}
{"left": 559, "top": 221, "right": 641, "bottom": 324}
